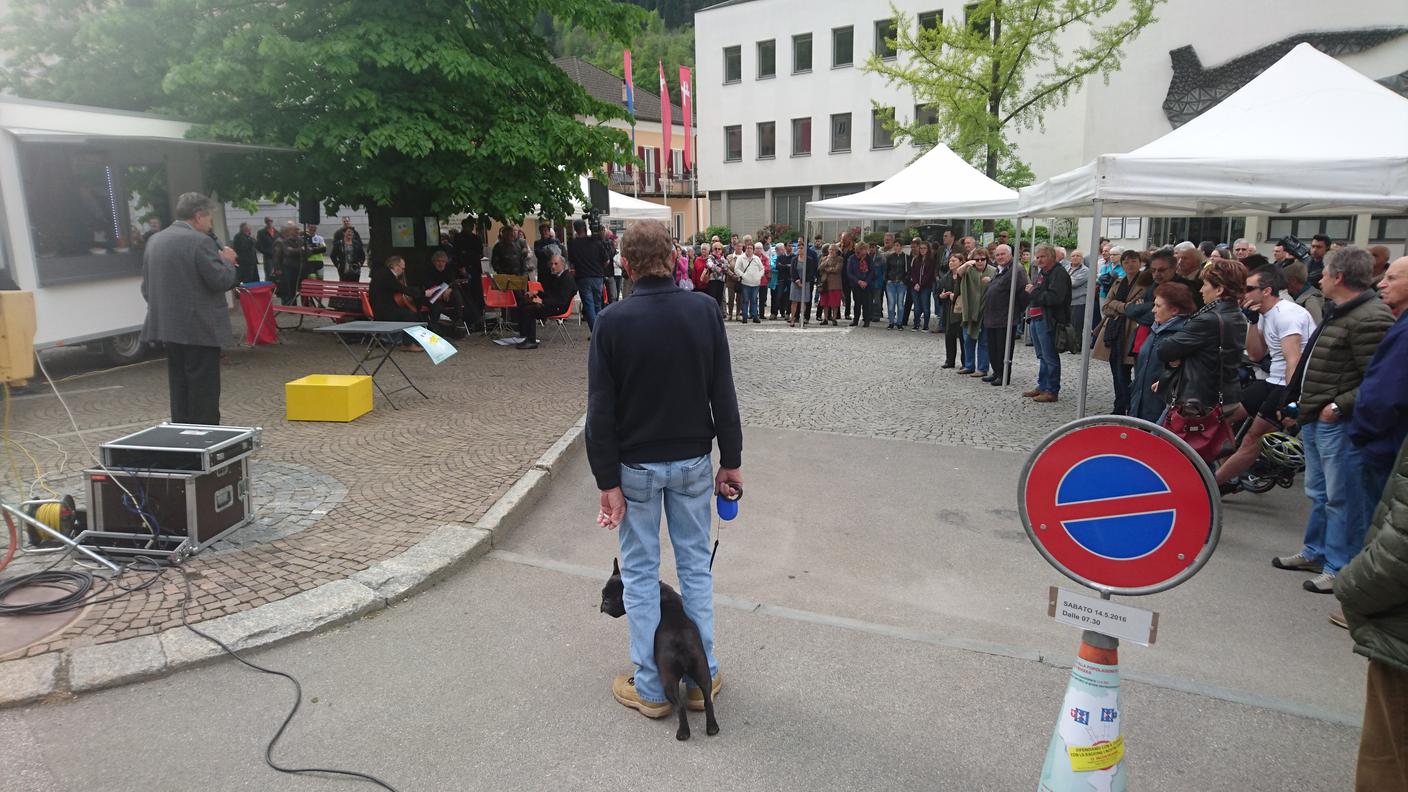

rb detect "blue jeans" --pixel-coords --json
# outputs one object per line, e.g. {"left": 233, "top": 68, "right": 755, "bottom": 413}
{"left": 578, "top": 276, "right": 605, "bottom": 329}
{"left": 1300, "top": 420, "right": 1371, "bottom": 575}
{"left": 1030, "top": 317, "right": 1061, "bottom": 394}
{"left": 885, "top": 282, "right": 907, "bottom": 325}
{"left": 912, "top": 288, "right": 932, "bottom": 327}
{"left": 616, "top": 455, "right": 718, "bottom": 704}
{"left": 740, "top": 285, "right": 760, "bottom": 319}
{"left": 961, "top": 325, "right": 989, "bottom": 373}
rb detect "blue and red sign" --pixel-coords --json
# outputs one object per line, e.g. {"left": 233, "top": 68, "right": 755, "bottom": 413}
{"left": 1021, "top": 420, "right": 1218, "bottom": 595}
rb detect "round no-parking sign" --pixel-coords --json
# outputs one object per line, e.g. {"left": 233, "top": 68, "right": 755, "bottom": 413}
{"left": 1018, "top": 416, "right": 1221, "bottom": 596}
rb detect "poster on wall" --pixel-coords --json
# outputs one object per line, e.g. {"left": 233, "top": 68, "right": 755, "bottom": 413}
{"left": 391, "top": 217, "right": 415, "bottom": 248}
{"left": 424, "top": 217, "right": 441, "bottom": 246}
{"left": 1105, "top": 218, "right": 1124, "bottom": 239}
{"left": 1123, "top": 218, "right": 1142, "bottom": 240}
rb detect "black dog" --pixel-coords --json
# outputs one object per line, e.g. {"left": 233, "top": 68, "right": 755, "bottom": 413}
{"left": 601, "top": 559, "right": 720, "bottom": 740}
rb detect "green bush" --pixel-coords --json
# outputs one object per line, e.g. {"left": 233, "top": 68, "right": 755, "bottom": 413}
{"left": 756, "top": 223, "right": 797, "bottom": 243}
{"left": 694, "top": 224, "right": 733, "bottom": 245}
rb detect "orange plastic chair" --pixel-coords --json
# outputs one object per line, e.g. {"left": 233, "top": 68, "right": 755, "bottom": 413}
{"left": 482, "top": 280, "right": 519, "bottom": 338}
{"left": 543, "top": 295, "right": 578, "bottom": 344}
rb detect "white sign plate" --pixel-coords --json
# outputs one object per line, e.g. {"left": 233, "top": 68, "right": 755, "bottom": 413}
{"left": 1047, "top": 586, "right": 1159, "bottom": 646}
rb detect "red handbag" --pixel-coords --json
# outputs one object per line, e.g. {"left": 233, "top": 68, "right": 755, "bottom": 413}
{"left": 1160, "top": 309, "right": 1231, "bottom": 464}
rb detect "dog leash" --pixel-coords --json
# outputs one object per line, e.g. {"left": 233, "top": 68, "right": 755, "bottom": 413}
{"left": 710, "top": 484, "right": 742, "bottom": 571}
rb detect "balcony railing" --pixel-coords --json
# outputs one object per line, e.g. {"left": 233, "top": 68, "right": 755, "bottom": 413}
{"left": 607, "top": 171, "right": 697, "bottom": 196}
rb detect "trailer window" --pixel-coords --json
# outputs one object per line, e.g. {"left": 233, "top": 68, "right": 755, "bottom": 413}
{"left": 18, "top": 142, "right": 169, "bottom": 287}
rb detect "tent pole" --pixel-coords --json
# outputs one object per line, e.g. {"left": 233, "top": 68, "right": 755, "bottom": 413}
{"left": 1076, "top": 199, "right": 1103, "bottom": 418}
{"left": 1003, "top": 215, "right": 1021, "bottom": 386}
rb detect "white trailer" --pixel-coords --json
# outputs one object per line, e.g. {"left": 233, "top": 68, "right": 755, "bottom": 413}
{"left": 0, "top": 95, "right": 279, "bottom": 363}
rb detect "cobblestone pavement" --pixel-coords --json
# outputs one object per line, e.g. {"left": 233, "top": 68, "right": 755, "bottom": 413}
{"left": 2, "top": 307, "right": 1109, "bottom": 660}
{"left": 2, "top": 313, "right": 589, "bottom": 658}
{"left": 724, "top": 320, "right": 1114, "bottom": 452}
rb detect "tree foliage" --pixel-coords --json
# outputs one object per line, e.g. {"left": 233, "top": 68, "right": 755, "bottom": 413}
{"left": 0, "top": 0, "right": 648, "bottom": 226}
{"left": 866, "top": 0, "right": 1163, "bottom": 187}
{"left": 556, "top": 9, "right": 694, "bottom": 98}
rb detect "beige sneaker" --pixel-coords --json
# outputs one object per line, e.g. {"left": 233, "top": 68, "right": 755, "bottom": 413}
{"left": 686, "top": 672, "right": 724, "bottom": 712}
{"left": 1271, "top": 553, "right": 1323, "bottom": 573}
{"left": 612, "top": 674, "right": 671, "bottom": 718}
{"left": 1303, "top": 571, "right": 1336, "bottom": 594}
{"left": 1329, "top": 609, "right": 1348, "bottom": 630}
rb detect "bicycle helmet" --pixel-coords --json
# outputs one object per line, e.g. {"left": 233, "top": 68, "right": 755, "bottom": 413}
{"left": 1260, "top": 432, "right": 1305, "bottom": 469}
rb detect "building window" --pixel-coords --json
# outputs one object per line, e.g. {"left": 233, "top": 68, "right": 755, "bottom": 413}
{"left": 915, "top": 103, "right": 939, "bottom": 128}
{"left": 1370, "top": 215, "right": 1408, "bottom": 241}
{"left": 832, "top": 26, "right": 853, "bottom": 68}
{"left": 724, "top": 125, "right": 742, "bottom": 162}
{"left": 774, "top": 189, "right": 810, "bottom": 232}
{"left": 793, "top": 33, "right": 813, "bottom": 73}
{"left": 965, "top": 3, "right": 990, "bottom": 38}
{"left": 723, "top": 46, "right": 741, "bottom": 84}
{"left": 791, "top": 117, "right": 812, "bottom": 156}
{"left": 757, "top": 40, "right": 776, "bottom": 79}
{"left": 918, "top": 10, "right": 943, "bottom": 31}
{"left": 757, "top": 121, "right": 776, "bottom": 159}
{"left": 871, "top": 107, "right": 895, "bottom": 149}
{"left": 875, "top": 19, "right": 897, "bottom": 60}
{"left": 830, "top": 112, "right": 852, "bottom": 153}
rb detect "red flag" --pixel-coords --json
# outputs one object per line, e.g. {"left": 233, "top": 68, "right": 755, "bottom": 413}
{"left": 679, "top": 66, "right": 692, "bottom": 173}
{"left": 659, "top": 61, "right": 672, "bottom": 174}
{"left": 623, "top": 50, "right": 634, "bottom": 114}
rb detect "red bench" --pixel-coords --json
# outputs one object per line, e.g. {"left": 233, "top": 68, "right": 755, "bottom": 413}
{"left": 272, "top": 280, "right": 370, "bottom": 329}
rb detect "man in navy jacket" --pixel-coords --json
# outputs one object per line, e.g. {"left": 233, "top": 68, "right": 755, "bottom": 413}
{"left": 587, "top": 220, "right": 743, "bottom": 720}
{"left": 1350, "top": 256, "right": 1408, "bottom": 505}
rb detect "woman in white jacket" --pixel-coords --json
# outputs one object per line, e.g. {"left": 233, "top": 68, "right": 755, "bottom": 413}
{"left": 734, "top": 242, "right": 766, "bottom": 323}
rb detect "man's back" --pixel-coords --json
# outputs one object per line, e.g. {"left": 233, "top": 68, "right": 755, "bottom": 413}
{"left": 569, "top": 235, "right": 607, "bottom": 279}
{"left": 140, "top": 222, "right": 237, "bottom": 347}
{"left": 586, "top": 277, "right": 741, "bottom": 488}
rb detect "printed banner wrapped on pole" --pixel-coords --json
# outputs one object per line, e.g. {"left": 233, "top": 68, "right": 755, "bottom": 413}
{"left": 623, "top": 50, "right": 635, "bottom": 115}
{"left": 403, "top": 326, "right": 457, "bottom": 365}
{"left": 1038, "top": 640, "right": 1126, "bottom": 791}
{"left": 679, "top": 66, "right": 693, "bottom": 171}
{"left": 658, "top": 61, "right": 673, "bottom": 172}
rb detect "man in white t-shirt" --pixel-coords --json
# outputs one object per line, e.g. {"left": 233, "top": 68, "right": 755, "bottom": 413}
{"left": 1218, "top": 263, "right": 1316, "bottom": 491}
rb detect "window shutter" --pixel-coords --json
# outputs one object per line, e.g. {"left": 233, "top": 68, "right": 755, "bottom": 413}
{"left": 653, "top": 148, "right": 661, "bottom": 188}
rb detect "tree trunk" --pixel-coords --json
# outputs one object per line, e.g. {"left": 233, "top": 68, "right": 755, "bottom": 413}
{"left": 367, "top": 196, "right": 437, "bottom": 282}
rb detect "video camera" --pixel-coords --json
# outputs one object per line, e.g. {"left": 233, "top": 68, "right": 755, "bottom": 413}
{"left": 1278, "top": 235, "right": 1311, "bottom": 262}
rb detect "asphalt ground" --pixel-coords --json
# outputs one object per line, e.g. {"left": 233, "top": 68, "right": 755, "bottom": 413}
{"left": 0, "top": 427, "right": 1362, "bottom": 792}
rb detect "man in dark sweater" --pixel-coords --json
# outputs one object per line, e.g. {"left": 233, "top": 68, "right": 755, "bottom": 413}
{"left": 513, "top": 251, "right": 576, "bottom": 349}
{"left": 568, "top": 219, "right": 609, "bottom": 330}
{"left": 1024, "top": 244, "right": 1072, "bottom": 403}
{"left": 587, "top": 220, "right": 743, "bottom": 720}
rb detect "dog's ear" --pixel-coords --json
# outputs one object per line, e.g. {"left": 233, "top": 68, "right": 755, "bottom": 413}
{"left": 612, "top": 557, "right": 620, "bottom": 575}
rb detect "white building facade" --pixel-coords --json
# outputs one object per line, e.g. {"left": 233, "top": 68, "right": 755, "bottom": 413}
{"left": 695, "top": 0, "right": 1408, "bottom": 253}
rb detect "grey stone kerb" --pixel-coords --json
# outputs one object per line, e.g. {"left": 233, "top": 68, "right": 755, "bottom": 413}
{"left": 0, "top": 415, "right": 587, "bottom": 708}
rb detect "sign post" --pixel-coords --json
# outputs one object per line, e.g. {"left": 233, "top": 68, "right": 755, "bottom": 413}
{"left": 1019, "top": 416, "right": 1220, "bottom": 791}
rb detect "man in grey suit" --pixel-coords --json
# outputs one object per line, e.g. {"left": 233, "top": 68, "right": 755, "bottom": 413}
{"left": 140, "top": 192, "right": 239, "bottom": 424}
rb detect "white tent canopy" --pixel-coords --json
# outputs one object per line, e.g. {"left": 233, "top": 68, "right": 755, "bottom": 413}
{"left": 571, "top": 176, "right": 670, "bottom": 221}
{"left": 806, "top": 143, "right": 1020, "bottom": 220}
{"left": 1018, "top": 44, "right": 1408, "bottom": 217}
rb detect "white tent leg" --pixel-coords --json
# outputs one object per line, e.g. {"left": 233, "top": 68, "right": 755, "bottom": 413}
{"left": 1076, "top": 199, "right": 1103, "bottom": 418}
{"left": 1003, "top": 216, "right": 1021, "bottom": 386}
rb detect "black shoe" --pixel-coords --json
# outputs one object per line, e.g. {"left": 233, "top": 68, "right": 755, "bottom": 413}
{"left": 753, "top": 317, "right": 761, "bottom": 324}
{"left": 981, "top": 374, "right": 997, "bottom": 382}
{"left": 862, "top": 321, "right": 870, "bottom": 328}
{"left": 989, "top": 377, "right": 1004, "bottom": 386}
{"left": 849, "top": 319, "right": 859, "bottom": 327}
{"left": 515, "top": 340, "right": 539, "bottom": 349}
{"left": 941, "top": 363, "right": 955, "bottom": 369}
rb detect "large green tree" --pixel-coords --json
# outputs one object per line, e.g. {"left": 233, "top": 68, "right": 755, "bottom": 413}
{"left": 866, "top": 0, "right": 1162, "bottom": 187}
{"left": 0, "top": 0, "right": 647, "bottom": 263}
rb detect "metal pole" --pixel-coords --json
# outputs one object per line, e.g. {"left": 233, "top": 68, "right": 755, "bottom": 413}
{"left": 1076, "top": 199, "right": 1104, "bottom": 418}
{"left": 2, "top": 502, "right": 120, "bottom": 572}
{"left": 1002, "top": 215, "right": 1021, "bottom": 386}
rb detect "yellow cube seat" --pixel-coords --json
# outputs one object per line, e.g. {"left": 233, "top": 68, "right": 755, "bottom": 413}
{"left": 285, "top": 375, "right": 372, "bottom": 422}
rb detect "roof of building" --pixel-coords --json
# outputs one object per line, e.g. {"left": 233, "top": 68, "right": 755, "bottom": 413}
{"left": 553, "top": 56, "right": 693, "bottom": 126}
{"left": 697, "top": 0, "right": 762, "bottom": 13}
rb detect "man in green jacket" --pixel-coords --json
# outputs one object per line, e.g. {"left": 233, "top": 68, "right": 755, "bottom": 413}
{"left": 1273, "top": 247, "right": 1394, "bottom": 594}
{"left": 1336, "top": 434, "right": 1408, "bottom": 791}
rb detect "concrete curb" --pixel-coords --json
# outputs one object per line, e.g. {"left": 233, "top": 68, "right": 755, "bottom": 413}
{"left": 0, "top": 414, "right": 588, "bottom": 708}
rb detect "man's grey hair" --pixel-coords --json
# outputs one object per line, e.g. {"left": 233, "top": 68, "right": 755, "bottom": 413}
{"left": 1035, "top": 244, "right": 1058, "bottom": 261}
{"left": 431, "top": 250, "right": 449, "bottom": 263}
{"left": 994, "top": 243, "right": 1012, "bottom": 258}
{"left": 544, "top": 243, "right": 562, "bottom": 260}
{"left": 1173, "top": 241, "right": 1198, "bottom": 255}
{"left": 174, "top": 192, "right": 215, "bottom": 221}
{"left": 1326, "top": 246, "right": 1376, "bottom": 290}
{"left": 1233, "top": 238, "right": 1250, "bottom": 247}
{"left": 1055, "top": 246, "right": 1068, "bottom": 260}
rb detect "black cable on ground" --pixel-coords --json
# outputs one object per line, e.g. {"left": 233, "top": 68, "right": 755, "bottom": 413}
{"left": 0, "top": 555, "right": 166, "bottom": 616}
{"left": 173, "top": 563, "right": 400, "bottom": 792}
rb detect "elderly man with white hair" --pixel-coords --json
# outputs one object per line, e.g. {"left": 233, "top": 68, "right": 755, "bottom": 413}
{"left": 1233, "top": 238, "right": 1256, "bottom": 261}
{"left": 1172, "top": 241, "right": 1206, "bottom": 307}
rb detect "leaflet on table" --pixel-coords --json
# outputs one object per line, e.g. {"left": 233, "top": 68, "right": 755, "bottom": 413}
{"left": 403, "top": 326, "right": 456, "bottom": 365}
